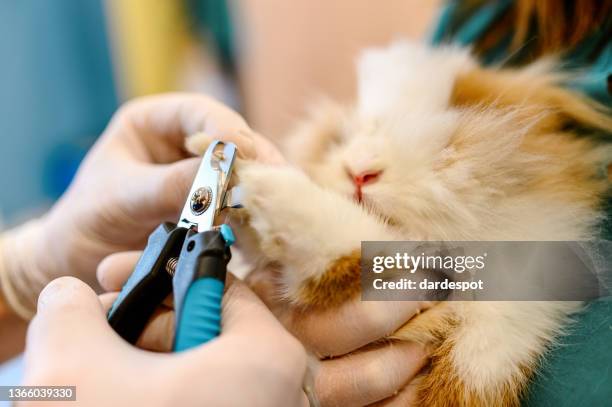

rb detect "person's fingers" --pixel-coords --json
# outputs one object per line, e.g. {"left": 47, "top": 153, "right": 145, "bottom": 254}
{"left": 250, "top": 131, "right": 287, "bottom": 165}
{"left": 26, "top": 277, "right": 120, "bottom": 365}
{"left": 282, "top": 299, "right": 435, "bottom": 357}
{"left": 97, "top": 251, "right": 142, "bottom": 291}
{"left": 98, "top": 253, "right": 167, "bottom": 350}
{"left": 34, "top": 277, "right": 109, "bottom": 336}
{"left": 299, "top": 391, "right": 311, "bottom": 407}
{"left": 122, "top": 157, "right": 201, "bottom": 225}
{"left": 24, "top": 278, "right": 106, "bottom": 382}
{"left": 202, "top": 280, "right": 306, "bottom": 366}
{"left": 185, "top": 130, "right": 286, "bottom": 164}
{"left": 100, "top": 290, "right": 175, "bottom": 352}
{"left": 140, "top": 157, "right": 201, "bottom": 219}
{"left": 99, "top": 292, "right": 119, "bottom": 312}
{"left": 185, "top": 132, "right": 215, "bottom": 155}
{"left": 186, "top": 131, "right": 256, "bottom": 160}
{"left": 221, "top": 280, "right": 292, "bottom": 337}
{"left": 117, "top": 93, "right": 257, "bottom": 161}
{"left": 97, "top": 249, "right": 175, "bottom": 352}
{"left": 187, "top": 280, "right": 307, "bottom": 407}
{"left": 246, "top": 268, "right": 436, "bottom": 357}
{"left": 136, "top": 307, "right": 175, "bottom": 352}
{"left": 314, "top": 341, "right": 428, "bottom": 407}
{"left": 243, "top": 266, "right": 282, "bottom": 310}
{"left": 366, "top": 377, "right": 422, "bottom": 407}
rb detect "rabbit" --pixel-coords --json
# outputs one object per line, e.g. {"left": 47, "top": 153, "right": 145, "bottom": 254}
{"left": 189, "top": 41, "right": 612, "bottom": 406}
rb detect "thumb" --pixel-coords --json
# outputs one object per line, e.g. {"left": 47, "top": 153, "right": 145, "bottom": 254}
{"left": 27, "top": 277, "right": 117, "bottom": 359}
{"left": 139, "top": 157, "right": 201, "bottom": 220}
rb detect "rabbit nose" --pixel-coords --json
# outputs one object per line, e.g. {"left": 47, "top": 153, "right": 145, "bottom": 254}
{"left": 350, "top": 170, "right": 383, "bottom": 186}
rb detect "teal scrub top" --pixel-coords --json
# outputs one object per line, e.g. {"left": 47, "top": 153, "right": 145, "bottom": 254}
{"left": 431, "top": 2, "right": 612, "bottom": 405}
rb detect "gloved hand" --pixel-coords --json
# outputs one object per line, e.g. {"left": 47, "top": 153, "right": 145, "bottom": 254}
{"left": 0, "top": 93, "right": 284, "bottom": 319}
{"left": 23, "top": 276, "right": 307, "bottom": 407}
{"left": 98, "top": 254, "right": 432, "bottom": 407}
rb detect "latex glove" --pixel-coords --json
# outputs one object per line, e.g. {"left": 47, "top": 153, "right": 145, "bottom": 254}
{"left": 23, "top": 276, "right": 307, "bottom": 407}
{"left": 98, "top": 253, "right": 432, "bottom": 406}
{"left": 0, "top": 93, "right": 284, "bottom": 319}
{"left": 276, "top": 297, "right": 430, "bottom": 406}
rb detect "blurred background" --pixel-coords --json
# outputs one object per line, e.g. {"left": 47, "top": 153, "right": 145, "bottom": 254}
{"left": 2, "top": 2, "right": 610, "bottom": 403}
{"left": 0, "top": 0, "right": 436, "bottom": 226}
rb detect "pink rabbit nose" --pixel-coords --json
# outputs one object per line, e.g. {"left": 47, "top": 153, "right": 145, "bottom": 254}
{"left": 352, "top": 170, "right": 383, "bottom": 186}
{"left": 349, "top": 169, "right": 383, "bottom": 203}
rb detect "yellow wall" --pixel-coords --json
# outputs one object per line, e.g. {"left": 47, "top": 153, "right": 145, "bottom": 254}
{"left": 104, "top": 0, "right": 191, "bottom": 98}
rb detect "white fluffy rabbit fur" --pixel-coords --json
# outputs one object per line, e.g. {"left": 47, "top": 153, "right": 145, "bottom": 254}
{"left": 190, "top": 41, "right": 612, "bottom": 406}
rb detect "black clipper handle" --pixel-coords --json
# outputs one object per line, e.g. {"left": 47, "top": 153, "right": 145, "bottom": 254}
{"left": 108, "top": 222, "right": 187, "bottom": 344}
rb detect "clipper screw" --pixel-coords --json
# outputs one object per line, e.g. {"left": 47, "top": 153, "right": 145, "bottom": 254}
{"left": 190, "top": 187, "right": 213, "bottom": 216}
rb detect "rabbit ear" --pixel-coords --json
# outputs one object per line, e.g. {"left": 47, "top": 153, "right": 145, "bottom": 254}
{"left": 356, "top": 41, "right": 474, "bottom": 119}
{"left": 452, "top": 66, "right": 612, "bottom": 134}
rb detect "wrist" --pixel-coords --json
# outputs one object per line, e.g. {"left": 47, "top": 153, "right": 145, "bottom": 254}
{"left": 0, "top": 219, "right": 50, "bottom": 320}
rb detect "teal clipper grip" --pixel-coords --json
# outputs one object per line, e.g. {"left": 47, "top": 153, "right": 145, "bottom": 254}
{"left": 173, "top": 226, "right": 234, "bottom": 352}
{"left": 175, "top": 278, "right": 224, "bottom": 351}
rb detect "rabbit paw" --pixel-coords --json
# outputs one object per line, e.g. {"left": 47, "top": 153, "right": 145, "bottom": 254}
{"left": 239, "top": 163, "right": 386, "bottom": 306}
{"left": 240, "top": 163, "right": 330, "bottom": 263}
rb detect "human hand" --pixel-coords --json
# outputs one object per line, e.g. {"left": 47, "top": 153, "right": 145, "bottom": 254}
{"left": 275, "top": 297, "right": 431, "bottom": 406}
{"left": 23, "top": 276, "right": 307, "bottom": 407}
{"left": 0, "top": 93, "right": 285, "bottom": 319}
{"left": 245, "top": 266, "right": 433, "bottom": 407}
{"left": 98, "top": 254, "right": 432, "bottom": 406}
